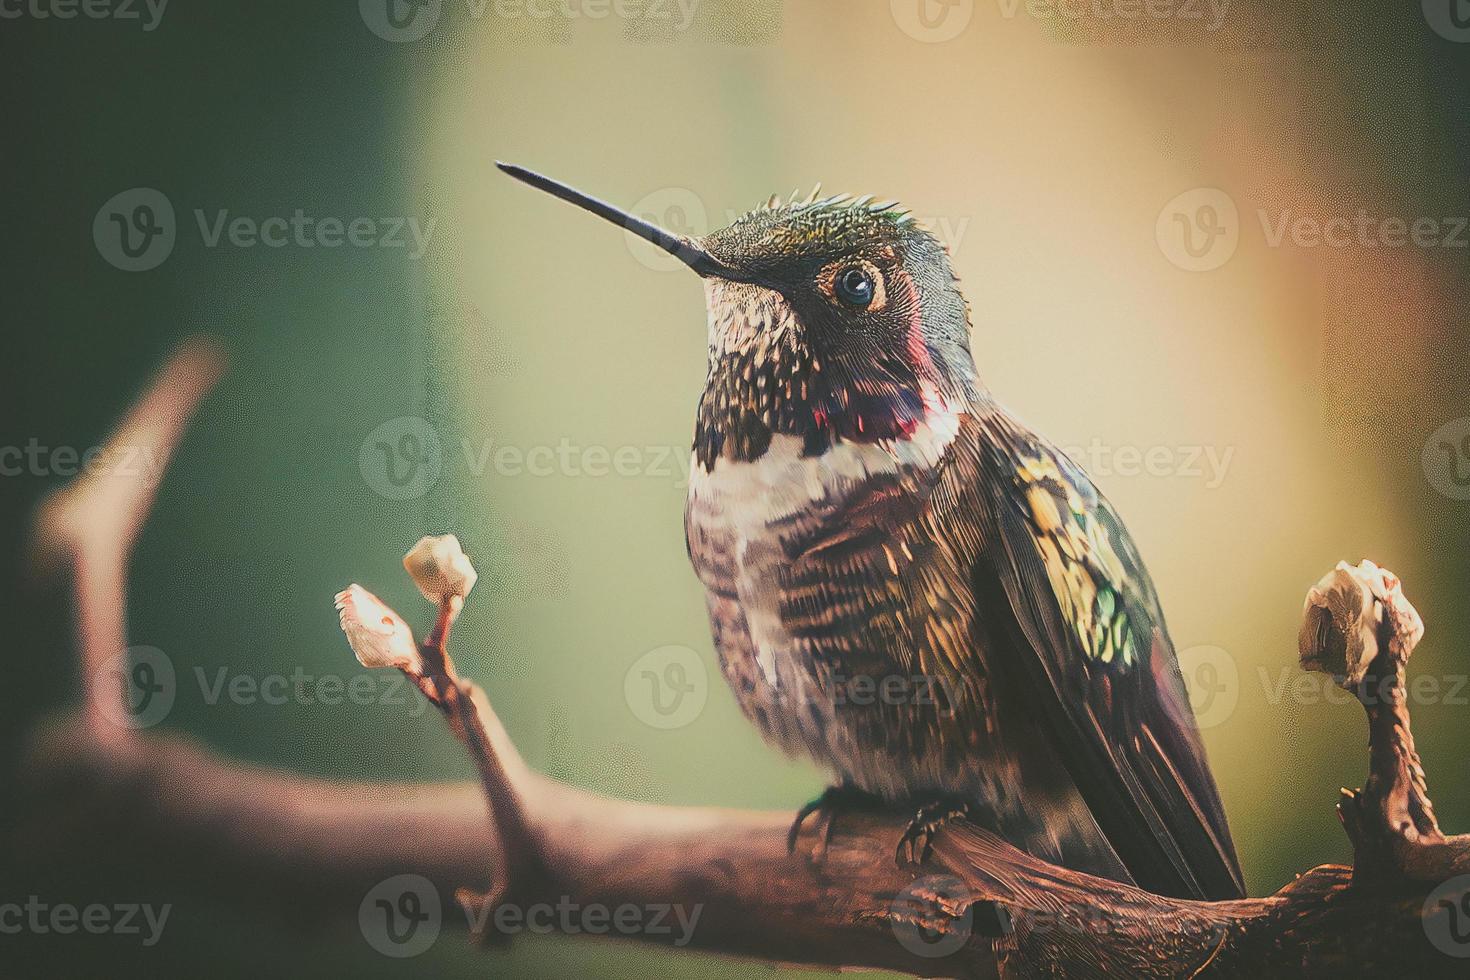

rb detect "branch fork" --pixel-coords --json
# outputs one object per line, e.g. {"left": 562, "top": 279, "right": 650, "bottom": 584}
{"left": 337, "top": 534, "right": 546, "bottom": 936}
{"left": 17, "top": 340, "right": 1470, "bottom": 977}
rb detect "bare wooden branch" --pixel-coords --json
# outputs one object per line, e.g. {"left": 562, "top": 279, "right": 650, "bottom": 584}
{"left": 14, "top": 342, "right": 1470, "bottom": 977}
{"left": 28, "top": 337, "right": 224, "bottom": 746}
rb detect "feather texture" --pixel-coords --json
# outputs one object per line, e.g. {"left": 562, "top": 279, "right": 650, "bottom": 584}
{"left": 687, "top": 401, "right": 1244, "bottom": 900}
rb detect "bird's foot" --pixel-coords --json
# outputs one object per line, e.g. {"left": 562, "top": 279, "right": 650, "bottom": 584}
{"left": 787, "top": 783, "right": 879, "bottom": 863}
{"left": 896, "top": 798, "right": 973, "bottom": 866}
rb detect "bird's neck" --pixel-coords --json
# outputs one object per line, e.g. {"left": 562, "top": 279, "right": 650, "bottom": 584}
{"left": 693, "top": 342, "right": 978, "bottom": 471}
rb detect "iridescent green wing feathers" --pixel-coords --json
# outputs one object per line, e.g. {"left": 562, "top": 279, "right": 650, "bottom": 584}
{"left": 972, "top": 413, "right": 1245, "bottom": 901}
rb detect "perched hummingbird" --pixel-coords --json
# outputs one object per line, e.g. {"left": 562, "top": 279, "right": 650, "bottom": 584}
{"left": 499, "top": 162, "right": 1245, "bottom": 901}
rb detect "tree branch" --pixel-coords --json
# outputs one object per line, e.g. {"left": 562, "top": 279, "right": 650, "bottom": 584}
{"left": 14, "top": 343, "right": 1470, "bottom": 977}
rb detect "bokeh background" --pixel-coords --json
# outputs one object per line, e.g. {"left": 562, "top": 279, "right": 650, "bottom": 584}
{"left": 9, "top": 0, "right": 1470, "bottom": 976}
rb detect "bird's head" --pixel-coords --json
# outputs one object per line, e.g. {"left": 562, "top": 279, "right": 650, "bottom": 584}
{"left": 499, "top": 164, "right": 980, "bottom": 469}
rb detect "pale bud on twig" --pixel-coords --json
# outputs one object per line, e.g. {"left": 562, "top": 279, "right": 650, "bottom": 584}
{"left": 1299, "top": 559, "right": 1423, "bottom": 687}
{"left": 335, "top": 584, "right": 421, "bottom": 672}
{"left": 403, "top": 534, "right": 478, "bottom": 614}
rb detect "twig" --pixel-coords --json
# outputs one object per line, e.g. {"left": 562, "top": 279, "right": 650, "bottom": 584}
{"left": 15, "top": 343, "right": 1470, "bottom": 977}
{"left": 29, "top": 337, "right": 224, "bottom": 745}
{"left": 412, "top": 591, "right": 548, "bottom": 925}
{"left": 1297, "top": 560, "right": 1465, "bottom": 885}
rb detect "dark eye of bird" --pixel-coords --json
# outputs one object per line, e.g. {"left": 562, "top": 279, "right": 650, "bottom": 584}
{"left": 834, "top": 265, "right": 875, "bottom": 308}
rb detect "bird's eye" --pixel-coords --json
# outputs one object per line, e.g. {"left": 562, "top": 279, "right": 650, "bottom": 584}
{"left": 834, "top": 265, "right": 876, "bottom": 308}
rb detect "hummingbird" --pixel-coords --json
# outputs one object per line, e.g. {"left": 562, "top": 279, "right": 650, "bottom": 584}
{"left": 498, "top": 162, "right": 1245, "bottom": 902}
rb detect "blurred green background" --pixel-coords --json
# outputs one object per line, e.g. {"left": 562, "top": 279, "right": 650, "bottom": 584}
{"left": 9, "top": 0, "right": 1470, "bottom": 976}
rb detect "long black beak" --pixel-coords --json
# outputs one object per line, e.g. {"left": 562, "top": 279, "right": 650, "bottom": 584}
{"left": 497, "top": 161, "right": 747, "bottom": 281}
